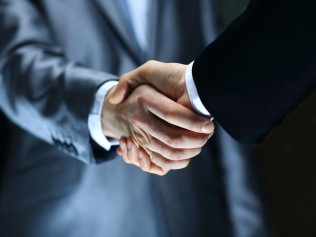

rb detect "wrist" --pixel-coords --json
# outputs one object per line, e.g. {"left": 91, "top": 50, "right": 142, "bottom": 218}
{"left": 185, "top": 61, "right": 212, "bottom": 118}
{"left": 88, "top": 80, "right": 119, "bottom": 150}
{"left": 175, "top": 64, "right": 192, "bottom": 109}
{"left": 101, "top": 86, "right": 130, "bottom": 139}
{"left": 101, "top": 86, "right": 118, "bottom": 138}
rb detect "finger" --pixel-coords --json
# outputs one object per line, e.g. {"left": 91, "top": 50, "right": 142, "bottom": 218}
{"left": 150, "top": 151, "right": 190, "bottom": 170}
{"left": 121, "top": 137, "right": 170, "bottom": 176}
{"left": 134, "top": 133, "right": 202, "bottom": 161}
{"left": 134, "top": 116, "right": 210, "bottom": 149}
{"left": 126, "top": 137, "right": 139, "bottom": 165}
{"left": 109, "top": 68, "right": 142, "bottom": 104}
{"left": 109, "top": 60, "right": 184, "bottom": 105}
{"left": 120, "top": 137, "right": 131, "bottom": 164}
{"left": 137, "top": 148, "right": 151, "bottom": 171}
{"left": 148, "top": 163, "right": 170, "bottom": 176}
{"left": 137, "top": 148, "right": 170, "bottom": 176}
{"left": 124, "top": 139, "right": 152, "bottom": 171}
{"left": 135, "top": 61, "right": 186, "bottom": 100}
{"left": 122, "top": 137, "right": 172, "bottom": 176}
{"left": 116, "top": 147, "right": 122, "bottom": 156}
{"left": 141, "top": 87, "right": 214, "bottom": 134}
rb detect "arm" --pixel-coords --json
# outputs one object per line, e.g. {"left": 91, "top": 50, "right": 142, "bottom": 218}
{"left": 110, "top": 0, "right": 316, "bottom": 143}
{"left": 193, "top": 0, "right": 316, "bottom": 143}
{"left": 0, "top": 1, "right": 213, "bottom": 170}
{"left": 102, "top": 84, "right": 213, "bottom": 175}
{"left": 0, "top": 0, "right": 116, "bottom": 164}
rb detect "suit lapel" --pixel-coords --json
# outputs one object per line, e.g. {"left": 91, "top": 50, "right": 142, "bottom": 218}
{"left": 91, "top": 0, "right": 144, "bottom": 63}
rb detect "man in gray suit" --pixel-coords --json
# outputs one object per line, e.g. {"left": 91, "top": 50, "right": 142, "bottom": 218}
{"left": 0, "top": 0, "right": 268, "bottom": 236}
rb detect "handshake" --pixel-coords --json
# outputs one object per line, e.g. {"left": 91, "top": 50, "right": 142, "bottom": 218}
{"left": 102, "top": 60, "right": 214, "bottom": 176}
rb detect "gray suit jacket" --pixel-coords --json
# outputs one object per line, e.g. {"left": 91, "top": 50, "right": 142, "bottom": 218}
{"left": 0, "top": 1, "right": 268, "bottom": 236}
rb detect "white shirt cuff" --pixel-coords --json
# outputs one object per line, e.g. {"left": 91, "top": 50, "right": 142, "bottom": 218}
{"left": 88, "top": 81, "right": 120, "bottom": 151}
{"left": 185, "top": 61, "right": 213, "bottom": 119}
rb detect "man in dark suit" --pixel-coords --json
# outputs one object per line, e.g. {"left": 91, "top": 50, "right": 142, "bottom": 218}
{"left": 111, "top": 0, "right": 316, "bottom": 146}
{"left": 0, "top": 0, "right": 269, "bottom": 236}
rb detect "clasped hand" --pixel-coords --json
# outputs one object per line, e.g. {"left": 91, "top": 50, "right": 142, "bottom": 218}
{"left": 102, "top": 61, "right": 214, "bottom": 175}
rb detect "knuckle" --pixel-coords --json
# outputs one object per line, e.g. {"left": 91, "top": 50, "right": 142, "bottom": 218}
{"left": 137, "top": 89, "right": 150, "bottom": 101}
{"left": 195, "top": 147, "right": 202, "bottom": 156}
{"left": 139, "top": 162, "right": 149, "bottom": 172}
{"left": 158, "top": 169, "right": 169, "bottom": 176}
{"left": 140, "top": 166, "right": 147, "bottom": 172}
{"left": 198, "top": 134, "right": 209, "bottom": 146}
{"left": 145, "top": 60, "right": 156, "bottom": 67}
{"left": 119, "top": 73, "right": 128, "bottom": 83}
{"left": 140, "top": 60, "right": 156, "bottom": 77}
{"left": 122, "top": 156, "right": 131, "bottom": 164}
{"left": 182, "top": 160, "right": 190, "bottom": 169}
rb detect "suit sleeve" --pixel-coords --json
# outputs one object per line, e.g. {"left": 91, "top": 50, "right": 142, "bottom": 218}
{"left": 193, "top": 0, "right": 316, "bottom": 143}
{"left": 0, "top": 0, "right": 118, "bottom": 164}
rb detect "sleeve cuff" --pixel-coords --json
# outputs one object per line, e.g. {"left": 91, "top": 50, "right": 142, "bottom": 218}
{"left": 88, "top": 81, "right": 119, "bottom": 151}
{"left": 185, "top": 61, "right": 213, "bottom": 119}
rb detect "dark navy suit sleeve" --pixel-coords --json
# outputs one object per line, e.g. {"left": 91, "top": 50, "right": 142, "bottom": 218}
{"left": 193, "top": 0, "right": 316, "bottom": 143}
{"left": 0, "top": 0, "right": 117, "bottom": 163}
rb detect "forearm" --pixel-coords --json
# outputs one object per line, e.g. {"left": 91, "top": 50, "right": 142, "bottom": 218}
{"left": 0, "top": 1, "right": 117, "bottom": 163}
{"left": 193, "top": 0, "right": 316, "bottom": 143}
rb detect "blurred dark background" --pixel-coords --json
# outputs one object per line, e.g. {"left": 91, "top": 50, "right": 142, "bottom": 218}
{"left": 256, "top": 90, "right": 316, "bottom": 236}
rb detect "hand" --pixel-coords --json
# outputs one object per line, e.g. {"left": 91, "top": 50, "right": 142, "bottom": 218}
{"left": 108, "top": 60, "right": 214, "bottom": 175}
{"left": 116, "top": 137, "right": 171, "bottom": 176}
{"left": 102, "top": 84, "right": 214, "bottom": 175}
{"left": 109, "top": 60, "right": 191, "bottom": 108}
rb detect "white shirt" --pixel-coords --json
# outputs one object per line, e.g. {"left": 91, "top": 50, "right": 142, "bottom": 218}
{"left": 126, "top": 0, "right": 149, "bottom": 53}
{"left": 88, "top": 0, "right": 210, "bottom": 150}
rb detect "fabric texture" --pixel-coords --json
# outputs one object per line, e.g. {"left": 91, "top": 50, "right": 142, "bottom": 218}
{"left": 0, "top": 0, "right": 269, "bottom": 236}
{"left": 193, "top": 0, "right": 316, "bottom": 143}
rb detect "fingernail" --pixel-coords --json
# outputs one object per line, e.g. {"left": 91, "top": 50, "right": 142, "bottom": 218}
{"left": 202, "top": 122, "right": 213, "bottom": 133}
{"left": 127, "top": 140, "right": 132, "bottom": 150}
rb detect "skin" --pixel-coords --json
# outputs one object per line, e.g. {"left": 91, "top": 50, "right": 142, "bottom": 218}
{"left": 101, "top": 81, "right": 213, "bottom": 175}
{"left": 106, "top": 61, "right": 214, "bottom": 175}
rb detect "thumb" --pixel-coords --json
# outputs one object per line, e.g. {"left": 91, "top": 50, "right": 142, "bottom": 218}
{"left": 108, "top": 60, "right": 162, "bottom": 104}
{"left": 177, "top": 92, "right": 193, "bottom": 111}
{"left": 109, "top": 68, "right": 142, "bottom": 104}
{"left": 108, "top": 79, "right": 130, "bottom": 104}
